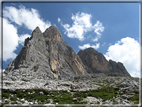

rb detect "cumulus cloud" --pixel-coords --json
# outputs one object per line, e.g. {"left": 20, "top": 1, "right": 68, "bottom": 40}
{"left": 93, "top": 21, "right": 104, "bottom": 35}
{"left": 3, "top": 18, "right": 19, "bottom": 61}
{"left": 3, "top": 5, "right": 52, "bottom": 61}
{"left": 2, "top": 16, "right": 28, "bottom": 62}
{"left": 79, "top": 43, "right": 100, "bottom": 50}
{"left": 18, "top": 34, "right": 31, "bottom": 45}
{"left": 58, "top": 18, "right": 61, "bottom": 23}
{"left": 0, "top": 18, "right": 1, "bottom": 61}
{"left": 104, "top": 37, "right": 140, "bottom": 77}
{"left": 93, "top": 38, "right": 99, "bottom": 42}
{"left": 3, "top": 5, "right": 51, "bottom": 32}
{"left": 92, "top": 34, "right": 102, "bottom": 42}
{"left": 58, "top": 12, "right": 104, "bottom": 41}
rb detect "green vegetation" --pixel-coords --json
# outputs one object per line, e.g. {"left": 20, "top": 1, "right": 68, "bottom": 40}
{"left": 62, "top": 84, "right": 70, "bottom": 87}
{"left": 128, "top": 90, "right": 139, "bottom": 104}
{"left": 3, "top": 89, "right": 85, "bottom": 104}
{"left": 87, "top": 87, "right": 119, "bottom": 101}
{"left": 2, "top": 86, "right": 139, "bottom": 104}
{"left": 5, "top": 82, "right": 11, "bottom": 86}
{"left": 2, "top": 86, "right": 120, "bottom": 104}
{"left": 73, "top": 86, "right": 119, "bottom": 101}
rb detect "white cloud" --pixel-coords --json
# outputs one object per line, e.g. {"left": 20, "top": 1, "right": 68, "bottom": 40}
{"left": 59, "top": 12, "right": 104, "bottom": 41}
{"left": 93, "top": 21, "right": 104, "bottom": 35}
{"left": 104, "top": 37, "right": 140, "bottom": 77}
{"left": 18, "top": 34, "right": 31, "bottom": 45}
{"left": 3, "top": 5, "right": 52, "bottom": 61}
{"left": 102, "top": 42, "right": 106, "bottom": 46}
{"left": 0, "top": 18, "right": 1, "bottom": 62}
{"left": 58, "top": 18, "right": 61, "bottom": 23}
{"left": 3, "top": 5, "right": 51, "bottom": 32}
{"left": 79, "top": 43, "right": 100, "bottom": 50}
{"left": 3, "top": 18, "right": 19, "bottom": 61}
{"left": 93, "top": 38, "right": 99, "bottom": 42}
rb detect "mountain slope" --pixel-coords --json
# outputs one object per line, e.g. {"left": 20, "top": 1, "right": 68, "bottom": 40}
{"left": 4, "top": 26, "right": 131, "bottom": 82}
{"left": 4, "top": 26, "right": 87, "bottom": 81}
{"left": 77, "top": 47, "right": 131, "bottom": 77}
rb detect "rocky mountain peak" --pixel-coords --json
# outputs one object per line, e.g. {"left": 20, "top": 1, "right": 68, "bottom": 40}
{"left": 32, "top": 26, "right": 42, "bottom": 36}
{"left": 34, "top": 26, "right": 42, "bottom": 32}
{"left": 78, "top": 48, "right": 112, "bottom": 73}
{"left": 4, "top": 26, "right": 87, "bottom": 80}
{"left": 84, "top": 47, "right": 98, "bottom": 53}
{"left": 78, "top": 48, "right": 131, "bottom": 77}
{"left": 109, "top": 60, "right": 131, "bottom": 77}
{"left": 26, "top": 26, "right": 43, "bottom": 45}
{"left": 43, "top": 26, "right": 62, "bottom": 41}
{"left": 3, "top": 25, "right": 131, "bottom": 82}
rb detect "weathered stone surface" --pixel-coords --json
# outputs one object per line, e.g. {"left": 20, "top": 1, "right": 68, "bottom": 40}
{"left": 78, "top": 47, "right": 112, "bottom": 73}
{"left": 4, "top": 27, "right": 53, "bottom": 81}
{"left": 78, "top": 48, "right": 131, "bottom": 77}
{"left": 4, "top": 26, "right": 87, "bottom": 81}
{"left": 43, "top": 26, "right": 87, "bottom": 79}
{"left": 109, "top": 60, "right": 131, "bottom": 77}
{"left": 83, "top": 97, "right": 102, "bottom": 104}
{"left": 4, "top": 25, "right": 131, "bottom": 82}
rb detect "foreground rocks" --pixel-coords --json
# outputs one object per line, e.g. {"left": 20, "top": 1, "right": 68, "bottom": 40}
{"left": 2, "top": 76, "right": 139, "bottom": 106}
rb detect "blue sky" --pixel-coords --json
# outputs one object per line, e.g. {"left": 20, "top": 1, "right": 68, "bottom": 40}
{"left": 2, "top": 2, "right": 140, "bottom": 77}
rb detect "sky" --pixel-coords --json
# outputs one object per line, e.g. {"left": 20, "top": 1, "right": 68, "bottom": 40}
{"left": 2, "top": 2, "right": 140, "bottom": 77}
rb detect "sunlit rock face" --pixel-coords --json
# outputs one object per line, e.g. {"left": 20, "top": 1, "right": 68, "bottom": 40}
{"left": 4, "top": 25, "right": 131, "bottom": 82}
{"left": 4, "top": 26, "right": 87, "bottom": 81}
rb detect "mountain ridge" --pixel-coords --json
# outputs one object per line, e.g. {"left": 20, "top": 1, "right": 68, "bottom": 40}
{"left": 77, "top": 47, "right": 131, "bottom": 77}
{"left": 4, "top": 25, "right": 131, "bottom": 81}
{"left": 3, "top": 26, "right": 140, "bottom": 106}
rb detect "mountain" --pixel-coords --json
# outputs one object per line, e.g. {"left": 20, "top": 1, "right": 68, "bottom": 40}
{"left": 77, "top": 48, "right": 131, "bottom": 77}
{"left": 3, "top": 26, "right": 131, "bottom": 82}
{"left": 4, "top": 26, "right": 87, "bottom": 81}
{"left": 77, "top": 48, "right": 112, "bottom": 74}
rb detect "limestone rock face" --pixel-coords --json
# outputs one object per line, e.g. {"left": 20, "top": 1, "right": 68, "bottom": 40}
{"left": 4, "top": 26, "right": 87, "bottom": 81}
{"left": 77, "top": 47, "right": 112, "bottom": 73}
{"left": 108, "top": 60, "right": 131, "bottom": 77}
{"left": 4, "top": 26, "right": 131, "bottom": 81}
{"left": 77, "top": 48, "right": 131, "bottom": 77}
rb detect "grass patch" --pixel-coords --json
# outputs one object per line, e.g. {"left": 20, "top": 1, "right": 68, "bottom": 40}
{"left": 128, "top": 90, "right": 139, "bottom": 104}
{"left": 2, "top": 89, "right": 86, "bottom": 104}
{"left": 3, "top": 86, "right": 139, "bottom": 104}
{"left": 5, "top": 82, "right": 11, "bottom": 86}
{"left": 85, "top": 86, "right": 119, "bottom": 101}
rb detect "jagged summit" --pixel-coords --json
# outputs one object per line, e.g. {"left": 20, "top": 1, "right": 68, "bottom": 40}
{"left": 4, "top": 25, "right": 131, "bottom": 82}
{"left": 34, "top": 26, "right": 42, "bottom": 32}
{"left": 77, "top": 48, "right": 131, "bottom": 77}
{"left": 4, "top": 26, "right": 87, "bottom": 81}
{"left": 78, "top": 48, "right": 112, "bottom": 73}
{"left": 84, "top": 47, "right": 98, "bottom": 52}
{"left": 43, "top": 26, "right": 62, "bottom": 41}
{"left": 31, "top": 26, "right": 42, "bottom": 37}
